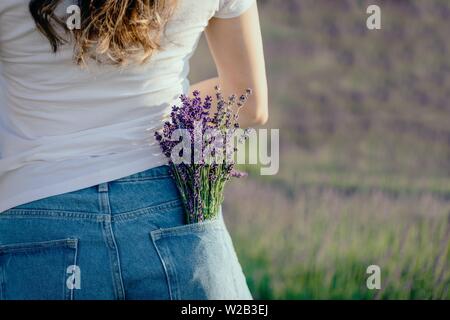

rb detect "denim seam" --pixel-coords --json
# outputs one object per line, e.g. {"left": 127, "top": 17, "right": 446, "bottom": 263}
{"left": 151, "top": 218, "right": 224, "bottom": 239}
{"left": 0, "top": 200, "right": 182, "bottom": 222}
{"left": 100, "top": 221, "right": 118, "bottom": 300}
{"left": 113, "top": 174, "right": 172, "bottom": 183}
{"left": 0, "top": 238, "right": 78, "bottom": 254}
{"left": 101, "top": 219, "right": 126, "bottom": 300}
{"left": 0, "top": 210, "right": 101, "bottom": 220}
{"left": 163, "top": 240, "right": 181, "bottom": 300}
{"left": 98, "top": 186, "right": 111, "bottom": 213}
{"left": 68, "top": 239, "right": 79, "bottom": 301}
{"left": 98, "top": 191, "right": 126, "bottom": 300}
{"left": 150, "top": 233, "right": 174, "bottom": 300}
{"left": 112, "top": 200, "right": 183, "bottom": 223}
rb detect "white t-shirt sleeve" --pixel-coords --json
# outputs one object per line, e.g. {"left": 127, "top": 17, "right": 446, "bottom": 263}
{"left": 214, "top": 0, "right": 256, "bottom": 19}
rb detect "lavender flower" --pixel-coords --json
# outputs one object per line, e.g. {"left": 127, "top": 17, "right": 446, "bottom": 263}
{"left": 155, "top": 86, "right": 252, "bottom": 224}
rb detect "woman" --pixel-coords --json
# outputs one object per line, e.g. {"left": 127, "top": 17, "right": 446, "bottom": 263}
{"left": 0, "top": 0, "right": 268, "bottom": 300}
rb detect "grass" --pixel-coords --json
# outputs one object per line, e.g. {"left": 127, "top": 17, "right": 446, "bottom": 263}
{"left": 223, "top": 180, "right": 450, "bottom": 299}
{"left": 189, "top": 0, "right": 450, "bottom": 299}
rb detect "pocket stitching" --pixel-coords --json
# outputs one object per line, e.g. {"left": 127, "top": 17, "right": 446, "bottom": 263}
{"left": 150, "top": 233, "right": 177, "bottom": 300}
{"left": 113, "top": 174, "right": 172, "bottom": 183}
{"left": 151, "top": 217, "right": 224, "bottom": 240}
{"left": 113, "top": 199, "right": 183, "bottom": 223}
{"left": 0, "top": 238, "right": 78, "bottom": 254}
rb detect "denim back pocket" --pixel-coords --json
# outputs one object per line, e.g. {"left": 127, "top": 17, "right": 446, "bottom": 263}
{"left": 0, "top": 238, "right": 78, "bottom": 300}
{"left": 150, "top": 213, "right": 252, "bottom": 300}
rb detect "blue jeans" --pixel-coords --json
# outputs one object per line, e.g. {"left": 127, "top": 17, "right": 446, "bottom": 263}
{"left": 0, "top": 165, "right": 252, "bottom": 300}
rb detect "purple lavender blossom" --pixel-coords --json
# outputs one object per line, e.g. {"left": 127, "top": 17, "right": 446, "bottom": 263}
{"left": 154, "top": 85, "right": 252, "bottom": 224}
{"left": 230, "top": 169, "right": 248, "bottom": 179}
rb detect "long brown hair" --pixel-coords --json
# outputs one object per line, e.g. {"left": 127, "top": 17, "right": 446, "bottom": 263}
{"left": 29, "top": 0, "right": 177, "bottom": 65}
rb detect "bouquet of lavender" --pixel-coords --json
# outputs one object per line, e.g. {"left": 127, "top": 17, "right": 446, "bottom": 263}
{"left": 155, "top": 85, "right": 252, "bottom": 224}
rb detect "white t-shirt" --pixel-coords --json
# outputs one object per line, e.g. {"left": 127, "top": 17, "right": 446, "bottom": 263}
{"left": 0, "top": 0, "right": 255, "bottom": 213}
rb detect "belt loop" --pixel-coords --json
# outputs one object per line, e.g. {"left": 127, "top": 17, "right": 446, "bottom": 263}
{"left": 98, "top": 182, "right": 109, "bottom": 193}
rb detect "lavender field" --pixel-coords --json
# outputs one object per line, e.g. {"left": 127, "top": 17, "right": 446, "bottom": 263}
{"left": 190, "top": 0, "right": 450, "bottom": 299}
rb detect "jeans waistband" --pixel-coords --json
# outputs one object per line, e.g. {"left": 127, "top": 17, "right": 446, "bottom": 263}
{"left": 97, "top": 164, "right": 172, "bottom": 194}
{"left": 110, "top": 165, "right": 171, "bottom": 183}
{"left": 1, "top": 164, "right": 180, "bottom": 221}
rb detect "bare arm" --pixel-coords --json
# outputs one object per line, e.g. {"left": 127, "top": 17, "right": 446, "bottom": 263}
{"left": 190, "top": 2, "right": 268, "bottom": 127}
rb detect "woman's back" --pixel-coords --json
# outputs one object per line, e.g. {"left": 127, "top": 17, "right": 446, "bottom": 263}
{"left": 0, "top": 0, "right": 257, "bottom": 212}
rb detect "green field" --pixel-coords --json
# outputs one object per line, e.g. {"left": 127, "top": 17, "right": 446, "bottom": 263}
{"left": 190, "top": 0, "right": 450, "bottom": 299}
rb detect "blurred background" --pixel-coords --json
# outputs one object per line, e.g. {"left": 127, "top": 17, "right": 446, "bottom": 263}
{"left": 190, "top": 0, "right": 450, "bottom": 299}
